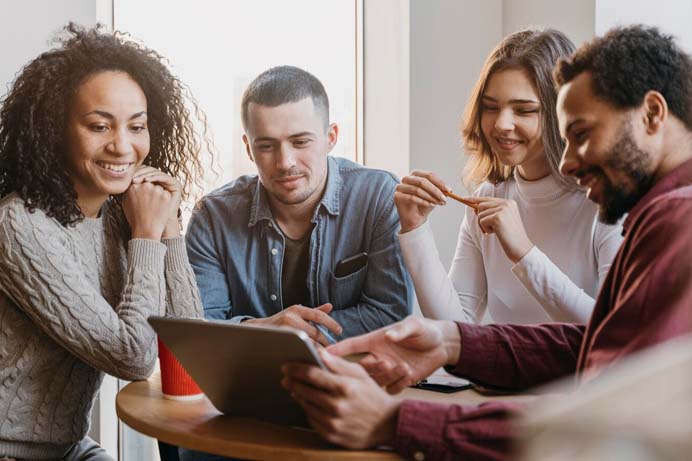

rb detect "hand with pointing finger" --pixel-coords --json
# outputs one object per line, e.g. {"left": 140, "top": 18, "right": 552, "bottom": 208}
{"left": 327, "top": 316, "right": 461, "bottom": 394}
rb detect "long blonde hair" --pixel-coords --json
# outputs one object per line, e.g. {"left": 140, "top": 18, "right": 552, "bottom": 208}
{"left": 461, "top": 29, "right": 577, "bottom": 190}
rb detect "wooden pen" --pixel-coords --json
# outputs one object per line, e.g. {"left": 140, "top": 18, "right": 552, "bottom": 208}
{"left": 443, "top": 190, "right": 479, "bottom": 210}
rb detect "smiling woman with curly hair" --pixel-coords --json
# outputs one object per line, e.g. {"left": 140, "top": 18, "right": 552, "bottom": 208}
{"left": 0, "top": 23, "right": 209, "bottom": 460}
{"left": 0, "top": 23, "right": 207, "bottom": 225}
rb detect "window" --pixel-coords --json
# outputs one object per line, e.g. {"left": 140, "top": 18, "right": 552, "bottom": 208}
{"left": 105, "top": 2, "right": 362, "bottom": 459}
{"left": 115, "top": 0, "right": 362, "bottom": 203}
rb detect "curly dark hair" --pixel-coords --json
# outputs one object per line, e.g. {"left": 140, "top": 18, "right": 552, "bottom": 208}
{"left": 554, "top": 25, "right": 692, "bottom": 131}
{"left": 0, "top": 23, "right": 211, "bottom": 226}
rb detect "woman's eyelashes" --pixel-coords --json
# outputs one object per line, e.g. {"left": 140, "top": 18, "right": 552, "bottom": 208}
{"left": 481, "top": 105, "right": 539, "bottom": 115}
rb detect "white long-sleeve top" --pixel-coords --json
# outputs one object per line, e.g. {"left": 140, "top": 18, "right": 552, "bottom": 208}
{"left": 399, "top": 171, "right": 624, "bottom": 324}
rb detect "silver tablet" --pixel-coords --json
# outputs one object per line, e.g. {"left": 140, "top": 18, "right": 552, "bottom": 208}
{"left": 148, "top": 316, "right": 325, "bottom": 427}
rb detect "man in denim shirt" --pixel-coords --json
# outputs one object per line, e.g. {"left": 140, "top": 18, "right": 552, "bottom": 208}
{"left": 185, "top": 66, "right": 413, "bottom": 344}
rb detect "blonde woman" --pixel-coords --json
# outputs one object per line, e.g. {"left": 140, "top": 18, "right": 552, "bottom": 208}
{"left": 395, "top": 29, "right": 623, "bottom": 324}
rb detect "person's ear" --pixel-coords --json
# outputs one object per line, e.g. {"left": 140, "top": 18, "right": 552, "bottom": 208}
{"left": 242, "top": 134, "right": 254, "bottom": 163}
{"left": 642, "top": 90, "right": 668, "bottom": 135}
{"left": 326, "top": 123, "right": 339, "bottom": 153}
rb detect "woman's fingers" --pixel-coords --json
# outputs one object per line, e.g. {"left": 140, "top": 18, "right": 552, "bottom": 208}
{"left": 401, "top": 175, "right": 447, "bottom": 204}
{"left": 471, "top": 197, "right": 503, "bottom": 212}
{"left": 395, "top": 184, "right": 443, "bottom": 206}
{"left": 132, "top": 165, "right": 160, "bottom": 180}
{"left": 394, "top": 192, "right": 436, "bottom": 212}
{"left": 475, "top": 202, "right": 504, "bottom": 234}
{"left": 476, "top": 205, "right": 503, "bottom": 221}
{"left": 409, "top": 170, "right": 448, "bottom": 192}
{"left": 132, "top": 167, "right": 181, "bottom": 192}
{"left": 136, "top": 173, "right": 180, "bottom": 192}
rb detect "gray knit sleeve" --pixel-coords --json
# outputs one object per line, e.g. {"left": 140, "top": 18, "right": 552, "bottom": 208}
{"left": 161, "top": 236, "right": 204, "bottom": 319}
{"left": 0, "top": 202, "right": 165, "bottom": 380}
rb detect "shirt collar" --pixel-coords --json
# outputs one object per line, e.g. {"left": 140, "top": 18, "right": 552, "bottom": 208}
{"left": 317, "top": 156, "right": 342, "bottom": 217}
{"left": 623, "top": 157, "right": 692, "bottom": 233}
{"left": 248, "top": 156, "right": 342, "bottom": 227}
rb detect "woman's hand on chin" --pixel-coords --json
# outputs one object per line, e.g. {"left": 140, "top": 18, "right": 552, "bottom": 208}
{"left": 123, "top": 180, "right": 176, "bottom": 241}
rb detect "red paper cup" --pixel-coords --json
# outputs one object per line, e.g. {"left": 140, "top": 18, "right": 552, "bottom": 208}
{"left": 158, "top": 337, "right": 203, "bottom": 401}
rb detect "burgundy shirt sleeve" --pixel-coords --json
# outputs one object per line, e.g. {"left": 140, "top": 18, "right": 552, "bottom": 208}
{"left": 577, "top": 189, "right": 692, "bottom": 380}
{"left": 395, "top": 399, "right": 524, "bottom": 461}
{"left": 449, "top": 322, "right": 585, "bottom": 390}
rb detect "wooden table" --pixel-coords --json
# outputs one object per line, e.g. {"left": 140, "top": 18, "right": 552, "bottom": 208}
{"left": 116, "top": 372, "right": 530, "bottom": 460}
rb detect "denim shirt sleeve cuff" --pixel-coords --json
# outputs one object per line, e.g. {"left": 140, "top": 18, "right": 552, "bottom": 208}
{"left": 228, "top": 315, "right": 255, "bottom": 323}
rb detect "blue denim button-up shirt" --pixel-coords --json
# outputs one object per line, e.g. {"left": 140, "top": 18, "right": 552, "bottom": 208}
{"left": 185, "top": 156, "right": 413, "bottom": 338}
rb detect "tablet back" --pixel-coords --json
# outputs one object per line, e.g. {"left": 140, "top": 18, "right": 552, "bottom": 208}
{"left": 148, "top": 316, "right": 324, "bottom": 427}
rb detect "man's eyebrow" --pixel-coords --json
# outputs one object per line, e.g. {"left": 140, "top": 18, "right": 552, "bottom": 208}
{"left": 252, "top": 137, "right": 277, "bottom": 143}
{"left": 252, "top": 131, "right": 318, "bottom": 143}
{"left": 288, "top": 131, "right": 316, "bottom": 138}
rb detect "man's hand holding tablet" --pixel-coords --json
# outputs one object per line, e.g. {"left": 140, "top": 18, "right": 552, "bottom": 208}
{"left": 282, "top": 348, "right": 400, "bottom": 449}
{"left": 281, "top": 316, "right": 464, "bottom": 448}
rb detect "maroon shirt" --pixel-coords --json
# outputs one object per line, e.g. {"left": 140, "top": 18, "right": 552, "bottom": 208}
{"left": 395, "top": 159, "right": 692, "bottom": 461}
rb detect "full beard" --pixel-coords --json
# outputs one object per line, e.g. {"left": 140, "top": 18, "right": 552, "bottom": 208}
{"left": 596, "top": 127, "right": 655, "bottom": 224}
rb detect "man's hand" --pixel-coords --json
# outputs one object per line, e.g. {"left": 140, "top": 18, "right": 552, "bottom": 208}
{"left": 328, "top": 316, "right": 461, "bottom": 394}
{"left": 282, "top": 349, "right": 400, "bottom": 449}
{"left": 245, "top": 303, "right": 342, "bottom": 346}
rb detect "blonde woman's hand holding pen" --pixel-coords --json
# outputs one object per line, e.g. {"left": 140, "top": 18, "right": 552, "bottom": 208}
{"left": 394, "top": 170, "right": 449, "bottom": 233}
{"left": 395, "top": 170, "right": 480, "bottom": 233}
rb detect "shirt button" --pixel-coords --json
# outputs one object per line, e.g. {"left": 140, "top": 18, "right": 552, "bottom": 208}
{"left": 270, "top": 294, "right": 277, "bottom": 301}
{"left": 413, "top": 451, "right": 425, "bottom": 461}
{"left": 271, "top": 248, "right": 278, "bottom": 255}
{"left": 267, "top": 222, "right": 273, "bottom": 229}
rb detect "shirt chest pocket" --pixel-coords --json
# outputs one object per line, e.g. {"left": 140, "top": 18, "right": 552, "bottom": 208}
{"left": 328, "top": 263, "right": 368, "bottom": 309}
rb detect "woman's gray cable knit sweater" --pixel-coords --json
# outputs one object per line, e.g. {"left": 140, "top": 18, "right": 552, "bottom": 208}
{"left": 0, "top": 194, "right": 203, "bottom": 459}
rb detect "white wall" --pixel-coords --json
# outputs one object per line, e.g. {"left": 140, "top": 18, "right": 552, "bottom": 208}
{"left": 409, "top": 0, "right": 503, "bottom": 270}
{"left": 363, "top": 0, "right": 410, "bottom": 179}
{"left": 404, "top": 0, "right": 692, "bottom": 273}
{"left": 501, "top": 0, "right": 692, "bottom": 54}
{"left": 0, "top": 0, "right": 102, "bottom": 97}
{"left": 503, "top": 0, "right": 595, "bottom": 46}
{"left": 595, "top": 0, "right": 692, "bottom": 52}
